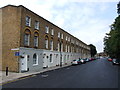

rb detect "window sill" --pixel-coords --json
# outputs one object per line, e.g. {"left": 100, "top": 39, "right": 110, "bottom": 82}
{"left": 34, "top": 46, "right": 38, "bottom": 48}
{"left": 26, "top": 25, "right": 31, "bottom": 28}
{"left": 34, "top": 28, "right": 39, "bottom": 30}
{"left": 24, "top": 45, "right": 30, "bottom": 48}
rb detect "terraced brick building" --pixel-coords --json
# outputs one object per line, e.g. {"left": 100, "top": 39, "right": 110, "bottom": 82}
{"left": 0, "top": 5, "right": 90, "bottom": 72}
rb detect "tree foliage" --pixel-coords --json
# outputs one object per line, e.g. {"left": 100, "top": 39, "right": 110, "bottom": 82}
{"left": 104, "top": 3, "right": 120, "bottom": 59}
{"left": 88, "top": 44, "right": 97, "bottom": 57}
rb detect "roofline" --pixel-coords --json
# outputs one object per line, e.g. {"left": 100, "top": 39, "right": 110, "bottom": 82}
{"left": 1, "top": 4, "right": 90, "bottom": 46}
{"left": 0, "top": 4, "right": 18, "bottom": 9}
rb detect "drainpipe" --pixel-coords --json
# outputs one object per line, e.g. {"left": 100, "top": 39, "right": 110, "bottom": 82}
{"left": 60, "top": 41, "right": 62, "bottom": 67}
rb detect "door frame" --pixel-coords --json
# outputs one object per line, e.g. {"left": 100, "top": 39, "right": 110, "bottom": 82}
{"left": 20, "top": 55, "right": 28, "bottom": 72}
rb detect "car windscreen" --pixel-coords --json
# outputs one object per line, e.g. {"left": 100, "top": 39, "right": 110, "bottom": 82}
{"left": 73, "top": 60, "right": 76, "bottom": 61}
{"left": 113, "top": 59, "right": 116, "bottom": 62}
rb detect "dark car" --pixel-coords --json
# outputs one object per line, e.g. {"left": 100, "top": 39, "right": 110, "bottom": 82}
{"left": 112, "top": 59, "right": 120, "bottom": 65}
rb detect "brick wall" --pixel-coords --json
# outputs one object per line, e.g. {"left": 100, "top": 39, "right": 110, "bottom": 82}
{"left": 2, "top": 6, "right": 21, "bottom": 72}
{"left": 1, "top": 5, "right": 90, "bottom": 72}
{"left": 19, "top": 6, "right": 90, "bottom": 53}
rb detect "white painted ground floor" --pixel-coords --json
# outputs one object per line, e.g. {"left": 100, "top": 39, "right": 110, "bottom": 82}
{"left": 18, "top": 47, "right": 90, "bottom": 73}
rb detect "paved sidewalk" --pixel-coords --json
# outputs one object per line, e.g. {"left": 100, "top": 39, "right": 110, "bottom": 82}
{"left": 0, "top": 64, "right": 71, "bottom": 85}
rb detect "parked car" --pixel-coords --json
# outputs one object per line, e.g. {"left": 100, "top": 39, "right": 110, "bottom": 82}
{"left": 83, "top": 58, "right": 89, "bottom": 62}
{"left": 80, "top": 59, "right": 86, "bottom": 64}
{"left": 92, "top": 57, "right": 96, "bottom": 60}
{"left": 108, "top": 58, "right": 112, "bottom": 61}
{"left": 89, "top": 58, "right": 92, "bottom": 61}
{"left": 89, "top": 57, "right": 96, "bottom": 61}
{"left": 71, "top": 59, "right": 81, "bottom": 65}
{"left": 112, "top": 59, "right": 120, "bottom": 65}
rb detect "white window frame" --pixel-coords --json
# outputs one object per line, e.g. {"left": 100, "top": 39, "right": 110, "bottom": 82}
{"left": 33, "top": 54, "right": 38, "bottom": 66}
{"left": 68, "top": 45, "right": 70, "bottom": 52}
{"left": 66, "top": 45, "right": 67, "bottom": 52}
{"left": 35, "top": 20, "right": 39, "bottom": 30}
{"left": 24, "top": 34, "right": 30, "bottom": 46}
{"left": 34, "top": 36, "right": 38, "bottom": 47}
{"left": 26, "top": 16, "right": 31, "bottom": 27}
{"left": 45, "top": 39, "right": 48, "bottom": 49}
{"left": 61, "top": 34, "right": 63, "bottom": 39}
{"left": 68, "top": 37, "right": 70, "bottom": 42}
{"left": 51, "top": 29, "right": 54, "bottom": 35}
{"left": 68, "top": 37, "right": 69, "bottom": 41}
{"left": 58, "top": 32, "right": 60, "bottom": 38}
{"left": 58, "top": 42, "right": 60, "bottom": 51}
{"left": 45, "top": 26, "right": 49, "bottom": 33}
{"left": 50, "top": 40, "right": 53, "bottom": 51}
{"left": 66, "top": 36, "right": 67, "bottom": 41}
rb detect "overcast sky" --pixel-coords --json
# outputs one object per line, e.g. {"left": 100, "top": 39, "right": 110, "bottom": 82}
{"left": 0, "top": 0, "right": 119, "bottom": 53}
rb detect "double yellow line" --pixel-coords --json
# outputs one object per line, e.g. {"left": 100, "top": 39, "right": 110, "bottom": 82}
{"left": 0, "top": 75, "right": 36, "bottom": 86}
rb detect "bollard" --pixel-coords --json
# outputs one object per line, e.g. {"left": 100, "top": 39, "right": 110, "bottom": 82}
{"left": 6, "top": 67, "right": 8, "bottom": 76}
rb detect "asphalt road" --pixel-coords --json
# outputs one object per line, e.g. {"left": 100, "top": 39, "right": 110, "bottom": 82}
{"left": 2, "top": 58, "right": 119, "bottom": 88}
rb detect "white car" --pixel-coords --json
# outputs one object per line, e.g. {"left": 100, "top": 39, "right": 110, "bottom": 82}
{"left": 80, "top": 59, "right": 85, "bottom": 64}
{"left": 71, "top": 59, "right": 80, "bottom": 65}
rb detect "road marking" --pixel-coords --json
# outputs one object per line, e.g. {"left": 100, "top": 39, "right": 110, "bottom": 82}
{"left": 41, "top": 74, "right": 48, "bottom": 78}
{"left": 18, "top": 75, "right": 36, "bottom": 80}
{"left": 0, "top": 78, "right": 19, "bottom": 86}
{"left": 66, "top": 68, "right": 70, "bottom": 69}
{"left": 0, "top": 75, "right": 36, "bottom": 86}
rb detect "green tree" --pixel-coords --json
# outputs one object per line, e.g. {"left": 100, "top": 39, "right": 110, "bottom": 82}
{"left": 88, "top": 44, "right": 97, "bottom": 57}
{"left": 104, "top": 2, "right": 120, "bottom": 59}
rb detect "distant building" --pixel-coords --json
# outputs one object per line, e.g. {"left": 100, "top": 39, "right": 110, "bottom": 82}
{"left": 0, "top": 5, "right": 90, "bottom": 72}
{"left": 96, "top": 52, "right": 108, "bottom": 58}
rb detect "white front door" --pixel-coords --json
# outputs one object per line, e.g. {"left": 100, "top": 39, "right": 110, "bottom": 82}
{"left": 21, "top": 55, "right": 27, "bottom": 71}
{"left": 56, "top": 54, "right": 59, "bottom": 65}
{"left": 43, "top": 56, "right": 48, "bottom": 68}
